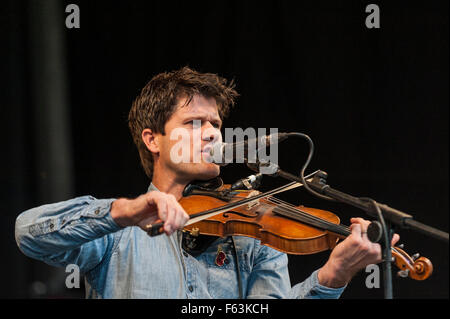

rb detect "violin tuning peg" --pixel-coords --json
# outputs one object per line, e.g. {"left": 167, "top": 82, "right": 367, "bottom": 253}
{"left": 397, "top": 244, "right": 404, "bottom": 249}
{"left": 397, "top": 269, "right": 410, "bottom": 278}
{"left": 412, "top": 253, "right": 420, "bottom": 261}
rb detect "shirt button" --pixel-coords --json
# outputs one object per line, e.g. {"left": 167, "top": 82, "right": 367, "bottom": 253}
{"left": 94, "top": 208, "right": 100, "bottom": 215}
{"left": 188, "top": 285, "right": 194, "bottom": 292}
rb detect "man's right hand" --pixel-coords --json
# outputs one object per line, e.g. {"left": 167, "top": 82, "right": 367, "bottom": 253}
{"left": 110, "top": 191, "right": 190, "bottom": 236}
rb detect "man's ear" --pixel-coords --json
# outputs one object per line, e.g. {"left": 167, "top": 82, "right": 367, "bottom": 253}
{"left": 142, "top": 129, "right": 160, "bottom": 154}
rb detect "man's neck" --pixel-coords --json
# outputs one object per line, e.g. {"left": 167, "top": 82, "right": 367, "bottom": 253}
{"left": 151, "top": 170, "right": 189, "bottom": 201}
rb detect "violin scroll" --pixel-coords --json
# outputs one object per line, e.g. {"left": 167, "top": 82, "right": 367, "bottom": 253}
{"left": 392, "top": 246, "right": 433, "bottom": 280}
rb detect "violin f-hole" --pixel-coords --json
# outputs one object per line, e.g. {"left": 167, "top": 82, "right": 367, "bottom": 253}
{"left": 223, "top": 211, "right": 260, "bottom": 218}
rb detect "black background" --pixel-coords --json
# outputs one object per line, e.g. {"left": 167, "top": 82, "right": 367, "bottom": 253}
{"left": 1, "top": 0, "right": 448, "bottom": 298}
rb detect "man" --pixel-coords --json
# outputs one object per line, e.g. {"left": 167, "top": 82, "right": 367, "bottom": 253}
{"left": 15, "top": 67, "right": 398, "bottom": 298}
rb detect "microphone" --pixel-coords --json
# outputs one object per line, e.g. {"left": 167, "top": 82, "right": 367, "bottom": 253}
{"left": 230, "top": 173, "right": 263, "bottom": 190}
{"left": 208, "top": 132, "right": 290, "bottom": 166}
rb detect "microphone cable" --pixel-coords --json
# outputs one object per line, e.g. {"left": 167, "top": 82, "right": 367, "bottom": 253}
{"left": 287, "top": 132, "right": 337, "bottom": 202}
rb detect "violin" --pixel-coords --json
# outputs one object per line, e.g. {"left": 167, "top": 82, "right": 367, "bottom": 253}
{"left": 147, "top": 177, "right": 433, "bottom": 281}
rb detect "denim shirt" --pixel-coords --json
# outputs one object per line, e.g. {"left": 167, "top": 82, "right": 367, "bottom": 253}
{"left": 15, "top": 184, "right": 346, "bottom": 299}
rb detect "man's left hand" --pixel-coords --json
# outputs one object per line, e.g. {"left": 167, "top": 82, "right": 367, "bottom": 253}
{"left": 317, "top": 217, "right": 400, "bottom": 288}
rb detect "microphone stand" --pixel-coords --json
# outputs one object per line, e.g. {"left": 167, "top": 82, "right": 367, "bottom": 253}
{"left": 247, "top": 161, "right": 449, "bottom": 299}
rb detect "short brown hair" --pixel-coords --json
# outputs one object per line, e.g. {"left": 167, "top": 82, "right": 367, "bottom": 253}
{"left": 128, "top": 66, "right": 239, "bottom": 179}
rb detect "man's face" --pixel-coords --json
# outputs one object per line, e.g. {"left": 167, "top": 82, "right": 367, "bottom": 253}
{"left": 155, "top": 94, "right": 222, "bottom": 182}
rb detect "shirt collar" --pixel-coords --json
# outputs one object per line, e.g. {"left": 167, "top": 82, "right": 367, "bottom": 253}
{"left": 147, "top": 183, "right": 160, "bottom": 193}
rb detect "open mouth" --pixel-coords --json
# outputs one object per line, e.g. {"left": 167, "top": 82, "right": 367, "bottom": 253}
{"left": 200, "top": 146, "right": 215, "bottom": 163}
{"left": 201, "top": 145, "right": 212, "bottom": 155}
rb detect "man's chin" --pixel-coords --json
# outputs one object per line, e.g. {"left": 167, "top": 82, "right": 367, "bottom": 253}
{"left": 196, "top": 163, "right": 220, "bottom": 180}
{"left": 175, "top": 162, "right": 220, "bottom": 182}
{"left": 190, "top": 162, "right": 220, "bottom": 181}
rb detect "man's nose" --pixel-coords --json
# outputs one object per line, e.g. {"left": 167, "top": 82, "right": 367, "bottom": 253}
{"left": 202, "top": 123, "right": 221, "bottom": 142}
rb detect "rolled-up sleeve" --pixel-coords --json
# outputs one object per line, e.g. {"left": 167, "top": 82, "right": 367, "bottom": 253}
{"left": 289, "top": 269, "right": 346, "bottom": 299}
{"left": 15, "top": 195, "right": 123, "bottom": 273}
{"left": 246, "top": 241, "right": 346, "bottom": 299}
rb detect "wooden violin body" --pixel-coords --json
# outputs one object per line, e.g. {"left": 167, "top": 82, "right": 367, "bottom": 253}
{"left": 176, "top": 179, "right": 433, "bottom": 281}
{"left": 181, "top": 192, "right": 341, "bottom": 255}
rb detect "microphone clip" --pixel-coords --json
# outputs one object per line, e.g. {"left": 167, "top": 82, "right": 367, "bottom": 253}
{"left": 230, "top": 173, "right": 263, "bottom": 191}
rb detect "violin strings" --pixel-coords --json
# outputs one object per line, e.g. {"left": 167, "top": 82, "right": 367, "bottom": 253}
{"left": 263, "top": 195, "right": 351, "bottom": 235}
{"left": 266, "top": 197, "right": 402, "bottom": 253}
{"left": 266, "top": 196, "right": 336, "bottom": 227}
{"left": 267, "top": 196, "right": 351, "bottom": 233}
{"left": 227, "top": 182, "right": 351, "bottom": 235}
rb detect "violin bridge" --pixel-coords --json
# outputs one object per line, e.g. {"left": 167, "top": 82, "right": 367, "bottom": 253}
{"left": 246, "top": 190, "right": 260, "bottom": 210}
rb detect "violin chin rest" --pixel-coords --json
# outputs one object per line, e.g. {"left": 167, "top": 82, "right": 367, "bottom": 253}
{"left": 184, "top": 177, "right": 224, "bottom": 194}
